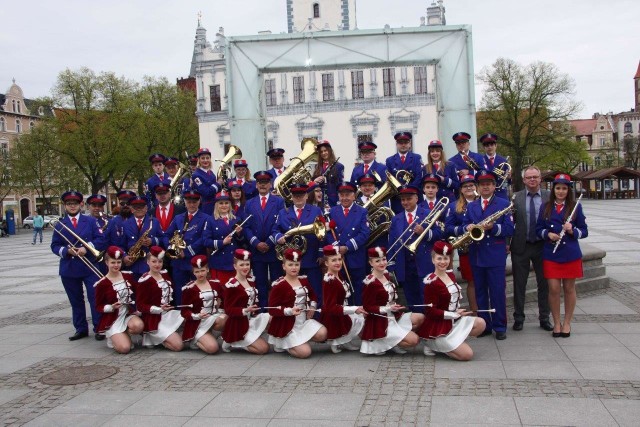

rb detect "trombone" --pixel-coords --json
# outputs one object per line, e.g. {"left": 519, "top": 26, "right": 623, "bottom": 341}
{"left": 50, "top": 219, "right": 104, "bottom": 278}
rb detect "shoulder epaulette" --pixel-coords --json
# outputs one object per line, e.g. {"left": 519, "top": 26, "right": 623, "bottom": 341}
{"left": 271, "top": 276, "right": 285, "bottom": 287}
{"left": 138, "top": 273, "right": 151, "bottom": 282}
{"left": 323, "top": 272, "right": 335, "bottom": 282}
{"left": 298, "top": 275, "right": 308, "bottom": 279}
{"left": 423, "top": 273, "right": 437, "bottom": 284}
{"left": 363, "top": 274, "right": 375, "bottom": 285}
{"left": 182, "top": 281, "right": 196, "bottom": 291}
{"left": 225, "top": 277, "right": 240, "bottom": 288}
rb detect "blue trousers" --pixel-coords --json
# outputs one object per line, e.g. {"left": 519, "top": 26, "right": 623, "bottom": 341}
{"left": 301, "top": 266, "right": 323, "bottom": 309}
{"left": 344, "top": 266, "right": 366, "bottom": 305}
{"left": 400, "top": 255, "right": 423, "bottom": 312}
{"left": 32, "top": 227, "right": 43, "bottom": 244}
{"left": 171, "top": 269, "right": 194, "bottom": 306}
{"left": 61, "top": 275, "right": 101, "bottom": 334}
{"left": 252, "top": 260, "right": 283, "bottom": 309}
{"left": 471, "top": 265, "right": 507, "bottom": 332}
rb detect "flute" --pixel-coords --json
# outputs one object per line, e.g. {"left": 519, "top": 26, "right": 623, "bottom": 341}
{"left": 473, "top": 309, "right": 496, "bottom": 313}
{"left": 210, "top": 214, "right": 253, "bottom": 255}
{"left": 171, "top": 304, "right": 193, "bottom": 309}
{"left": 552, "top": 194, "right": 583, "bottom": 254}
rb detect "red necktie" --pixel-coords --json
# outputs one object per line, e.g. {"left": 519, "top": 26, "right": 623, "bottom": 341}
{"left": 401, "top": 155, "right": 406, "bottom": 164}
{"left": 161, "top": 207, "right": 167, "bottom": 223}
{"left": 71, "top": 217, "right": 78, "bottom": 228}
{"left": 296, "top": 208, "right": 302, "bottom": 220}
{"left": 323, "top": 162, "right": 328, "bottom": 172}
{"left": 137, "top": 218, "right": 142, "bottom": 230}
{"left": 278, "top": 169, "right": 282, "bottom": 175}
{"left": 237, "top": 179, "right": 243, "bottom": 185}
{"left": 223, "top": 217, "right": 229, "bottom": 225}
{"left": 261, "top": 196, "right": 267, "bottom": 210}
{"left": 483, "top": 200, "right": 489, "bottom": 211}
{"left": 407, "top": 213, "right": 413, "bottom": 224}
{"left": 429, "top": 201, "right": 434, "bottom": 210}
{"left": 188, "top": 213, "right": 194, "bottom": 222}
{"left": 490, "top": 158, "right": 494, "bottom": 167}
{"left": 344, "top": 208, "right": 349, "bottom": 217}
{"left": 556, "top": 204, "right": 563, "bottom": 214}
{"left": 363, "top": 164, "right": 369, "bottom": 174}
{"left": 434, "top": 163, "right": 439, "bottom": 172}
{"left": 207, "top": 170, "right": 213, "bottom": 177}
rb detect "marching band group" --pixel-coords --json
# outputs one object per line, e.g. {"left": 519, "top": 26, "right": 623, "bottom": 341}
{"left": 50, "top": 130, "right": 588, "bottom": 359}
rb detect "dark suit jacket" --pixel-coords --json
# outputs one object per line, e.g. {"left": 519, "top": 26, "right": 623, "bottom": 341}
{"left": 510, "top": 188, "right": 550, "bottom": 254}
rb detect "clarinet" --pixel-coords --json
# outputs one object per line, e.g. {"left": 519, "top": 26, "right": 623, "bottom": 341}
{"left": 552, "top": 194, "right": 583, "bottom": 254}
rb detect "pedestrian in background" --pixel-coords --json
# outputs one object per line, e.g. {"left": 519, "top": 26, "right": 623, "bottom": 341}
{"left": 32, "top": 211, "right": 44, "bottom": 244}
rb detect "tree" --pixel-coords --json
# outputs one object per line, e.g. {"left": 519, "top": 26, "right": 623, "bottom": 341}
{"left": 477, "top": 58, "right": 583, "bottom": 190}
{"left": 0, "top": 143, "right": 12, "bottom": 208}
{"left": 623, "top": 135, "right": 640, "bottom": 169}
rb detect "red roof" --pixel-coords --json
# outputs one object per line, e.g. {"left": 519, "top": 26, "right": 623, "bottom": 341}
{"left": 570, "top": 119, "right": 596, "bottom": 136}
{"left": 635, "top": 61, "right": 640, "bottom": 79}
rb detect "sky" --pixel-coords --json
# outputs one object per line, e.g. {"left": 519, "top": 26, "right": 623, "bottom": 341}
{"left": 2, "top": 0, "right": 639, "bottom": 118}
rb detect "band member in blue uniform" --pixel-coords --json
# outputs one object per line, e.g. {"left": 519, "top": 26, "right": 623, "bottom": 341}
{"left": 419, "top": 174, "right": 445, "bottom": 213}
{"left": 423, "top": 140, "right": 459, "bottom": 200}
{"left": 387, "top": 186, "right": 440, "bottom": 311}
{"left": 145, "top": 153, "right": 171, "bottom": 209}
{"left": 243, "top": 171, "right": 285, "bottom": 307}
{"left": 164, "top": 156, "right": 180, "bottom": 183}
{"left": 350, "top": 141, "right": 388, "bottom": 184}
{"left": 326, "top": 182, "right": 371, "bottom": 304}
{"left": 153, "top": 183, "right": 185, "bottom": 233}
{"left": 266, "top": 148, "right": 286, "bottom": 182}
{"left": 105, "top": 190, "right": 136, "bottom": 249}
{"left": 462, "top": 171, "right": 514, "bottom": 340}
{"left": 191, "top": 147, "right": 222, "bottom": 216}
{"left": 162, "top": 189, "right": 211, "bottom": 305}
{"left": 312, "top": 140, "right": 344, "bottom": 207}
{"left": 122, "top": 196, "right": 164, "bottom": 282}
{"left": 228, "top": 159, "right": 257, "bottom": 200}
{"left": 448, "top": 132, "right": 486, "bottom": 179}
{"left": 536, "top": 173, "right": 588, "bottom": 338}
{"left": 273, "top": 183, "right": 324, "bottom": 302}
{"left": 306, "top": 181, "right": 326, "bottom": 213}
{"left": 385, "top": 132, "right": 424, "bottom": 213}
{"left": 480, "top": 133, "right": 511, "bottom": 200}
{"left": 51, "top": 191, "right": 106, "bottom": 341}
{"left": 357, "top": 174, "right": 388, "bottom": 250}
{"left": 228, "top": 181, "right": 247, "bottom": 219}
{"left": 180, "top": 154, "right": 198, "bottom": 193}
{"left": 87, "top": 194, "right": 109, "bottom": 274}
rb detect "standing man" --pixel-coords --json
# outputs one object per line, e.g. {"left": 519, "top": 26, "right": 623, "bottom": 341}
{"left": 105, "top": 190, "right": 135, "bottom": 249}
{"left": 480, "top": 133, "right": 511, "bottom": 200}
{"left": 326, "top": 182, "right": 371, "bottom": 304}
{"left": 86, "top": 194, "right": 108, "bottom": 231}
{"left": 191, "top": 148, "right": 223, "bottom": 215}
{"left": 350, "top": 141, "right": 387, "bottom": 185}
{"left": 511, "top": 166, "right": 553, "bottom": 332}
{"left": 385, "top": 132, "right": 424, "bottom": 213}
{"left": 448, "top": 132, "right": 486, "bottom": 179}
{"left": 267, "top": 148, "right": 287, "bottom": 182}
{"left": 243, "top": 170, "right": 285, "bottom": 307}
{"left": 145, "top": 153, "right": 171, "bottom": 209}
{"left": 153, "top": 183, "right": 183, "bottom": 233}
{"left": 51, "top": 191, "right": 105, "bottom": 341}
{"left": 32, "top": 210, "right": 44, "bottom": 245}
{"left": 463, "top": 171, "right": 514, "bottom": 340}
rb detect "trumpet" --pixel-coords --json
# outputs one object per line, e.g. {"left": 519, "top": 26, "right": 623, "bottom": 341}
{"left": 211, "top": 214, "right": 253, "bottom": 256}
{"left": 50, "top": 219, "right": 104, "bottom": 278}
{"left": 449, "top": 202, "right": 513, "bottom": 251}
{"left": 494, "top": 156, "right": 511, "bottom": 190}
{"left": 462, "top": 154, "right": 481, "bottom": 172}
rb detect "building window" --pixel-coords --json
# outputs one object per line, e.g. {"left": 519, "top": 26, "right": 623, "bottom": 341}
{"left": 414, "top": 66, "right": 428, "bottom": 94}
{"left": 15, "top": 120, "right": 21, "bottom": 133}
{"left": 17, "top": 101, "right": 21, "bottom": 113}
{"left": 322, "top": 73, "right": 334, "bottom": 101}
{"left": 624, "top": 122, "right": 632, "bottom": 133}
{"left": 313, "top": 3, "right": 320, "bottom": 18}
{"left": 594, "top": 156, "right": 601, "bottom": 167}
{"left": 1, "top": 141, "right": 8, "bottom": 156}
{"left": 0, "top": 117, "right": 5, "bottom": 132}
{"left": 293, "top": 76, "right": 305, "bottom": 104}
{"left": 265, "top": 79, "right": 277, "bottom": 106}
{"left": 29, "top": 121, "right": 35, "bottom": 131}
{"left": 383, "top": 68, "right": 396, "bottom": 97}
{"left": 38, "top": 106, "right": 44, "bottom": 116}
{"left": 599, "top": 137, "right": 605, "bottom": 147}
{"left": 351, "top": 71, "right": 364, "bottom": 99}
{"left": 210, "top": 85, "right": 221, "bottom": 111}
{"left": 11, "top": 100, "right": 16, "bottom": 112}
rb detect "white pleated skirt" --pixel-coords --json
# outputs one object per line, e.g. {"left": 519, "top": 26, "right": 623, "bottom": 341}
{"left": 106, "top": 307, "right": 137, "bottom": 349}
{"left": 424, "top": 316, "right": 475, "bottom": 353}
{"left": 143, "top": 310, "right": 184, "bottom": 347}
{"left": 189, "top": 313, "right": 224, "bottom": 349}
{"left": 360, "top": 313, "right": 412, "bottom": 354}
{"left": 268, "top": 314, "right": 323, "bottom": 350}
{"left": 229, "top": 313, "right": 270, "bottom": 349}
{"left": 328, "top": 314, "right": 365, "bottom": 346}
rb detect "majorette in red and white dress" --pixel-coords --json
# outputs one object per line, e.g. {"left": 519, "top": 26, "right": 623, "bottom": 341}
{"left": 222, "top": 276, "right": 270, "bottom": 348}
{"left": 94, "top": 271, "right": 138, "bottom": 349}
{"left": 360, "top": 272, "right": 413, "bottom": 354}
{"left": 319, "top": 272, "right": 364, "bottom": 346}
{"left": 136, "top": 270, "right": 184, "bottom": 347}
{"left": 417, "top": 270, "right": 475, "bottom": 353}
{"left": 181, "top": 279, "right": 225, "bottom": 349}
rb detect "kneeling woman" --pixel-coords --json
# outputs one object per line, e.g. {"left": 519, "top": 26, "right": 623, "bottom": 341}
{"left": 137, "top": 246, "right": 184, "bottom": 351}
{"left": 268, "top": 248, "right": 328, "bottom": 358}
{"left": 181, "top": 255, "right": 227, "bottom": 353}
{"left": 418, "top": 241, "right": 486, "bottom": 360}
{"left": 361, "top": 247, "right": 423, "bottom": 355}
{"left": 319, "top": 245, "right": 365, "bottom": 353}
{"left": 95, "top": 246, "right": 144, "bottom": 353}
{"left": 221, "top": 249, "right": 270, "bottom": 354}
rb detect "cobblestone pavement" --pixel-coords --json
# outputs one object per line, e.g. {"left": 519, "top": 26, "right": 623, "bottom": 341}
{"left": 0, "top": 199, "right": 639, "bottom": 426}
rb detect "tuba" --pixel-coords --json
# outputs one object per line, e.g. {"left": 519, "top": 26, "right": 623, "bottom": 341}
{"left": 215, "top": 145, "right": 242, "bottom": 186}
{"left": 364, "top": 171, "right": 403, "bottom": 246}
{"left": 273, "top": 138, "right": 318, "bottom": 203}
{"left": 275, "top": 215, "right": 326, "bottom": 260}
{"left": 169, "top": 161, "right": 191, "bottom": 205}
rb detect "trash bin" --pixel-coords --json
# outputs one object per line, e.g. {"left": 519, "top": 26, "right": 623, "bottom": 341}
{"left": 5, "top": 209, "right": 16, "bottom": 235}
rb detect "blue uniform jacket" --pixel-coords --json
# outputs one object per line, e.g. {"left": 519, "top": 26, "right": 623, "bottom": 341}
{"left": 444, "top": 200, "right": 468, "bottom": 240}
{"left": 272, "top": 204, "right": 324, "bottom": 269}
{"left": 162, "top": 210, "right": 212, "bottom": 272}
{"left": 243, "top": 194, "right": 285, "bottom": 263}
{"left": 536, "top": 203, "right": 587, "bottom": 263}
{"left": 387, "top": 206, "right": 439, "bottom": 281}
{"left": 386, "top": 152, "right": 424, "bottom": 213}
{"left": 104, "top": 215, "right": 128, "bottom": 249}
{"left": 447, "top": 151, "right": 487, "bottom": 177}
{"left": 463, "top": 196, "right": 514, "bottom": 267}
{"left": 227, "top": 179, "right": 257, "bottom": 200}
{"left": 422, "top": 162, "right": 460, "bottom": 200}
{"left": 484, "top": 154, "right": 510, "bottom": 199}
{"left": 145, "top": 173, "right": 171, "bottom": 208}
{"left": 51, "top": 215, "right": 106, "bottom": 278}
{"left": 123, "top": 215, "right": 163, "bottom": 275}
{"left": 205, "top": 216, "right": 246, "bottom": 271}
{"left": 316, "top": 162, "right": 344, "bottom": 207}
{"left": 326, "top": 204, "right": 370, "bottom": 269}
{"left": 350, "top": 160, "right": 388, "bottom": 185}
{"left": 191, "top": 168, "right": 221, "bottom": 215}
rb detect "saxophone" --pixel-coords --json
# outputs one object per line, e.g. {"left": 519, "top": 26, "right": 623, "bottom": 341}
{"left": 449, "top": 202, "right": 513, "bottom": 251}
{"left": 128, "top": 221, "right": 153, "bottom": 263}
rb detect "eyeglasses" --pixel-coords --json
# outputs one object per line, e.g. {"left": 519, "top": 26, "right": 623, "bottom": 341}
{"left": 524, "top": 176, "right": 541, "bottom": 180}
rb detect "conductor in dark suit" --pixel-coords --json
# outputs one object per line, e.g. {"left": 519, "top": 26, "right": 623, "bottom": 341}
{"left": 510, "top": 166, "right": 553, "bottom": 331}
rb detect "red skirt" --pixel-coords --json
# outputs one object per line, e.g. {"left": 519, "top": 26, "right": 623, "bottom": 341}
{"left": 543, "top": 259, "right": 583, "bottom": 279}
{"left": 211, "top": 269, "right": 235, "bottom": 285}
{"left": 458, "top": 253, "right": 473, "bottom": 281}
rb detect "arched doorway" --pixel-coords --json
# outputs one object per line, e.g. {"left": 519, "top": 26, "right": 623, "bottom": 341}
{"left": 20, "top": 198, "right": 30, "bottom": 220}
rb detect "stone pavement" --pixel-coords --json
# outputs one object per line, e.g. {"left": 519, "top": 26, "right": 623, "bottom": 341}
{"left": 0, "top": 199, "right": 639, "bottom": 426}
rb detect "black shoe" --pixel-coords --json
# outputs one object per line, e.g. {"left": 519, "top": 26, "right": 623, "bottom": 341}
{"left": 479, "top": 329, "right": 493, "bottom": 338}
{"left": 94, "top": 333, "right": 105, "bottom": 341}
{"left": 539, "top": 320, "right": 554, "bottom": 331}
{"left": 495, "top": 331, "right": 507, "bottom": 340}
{"left": 560, "top": 328, "right": 571, "bottom": 338}
{"left": 552, "top": 331, "right": 562, "bottom": 338}
{"left": 512, "top": 321, "right": 523, "bottom": 331}
{"left": 69, "top": 331, "right": 88, "bottom": 341}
